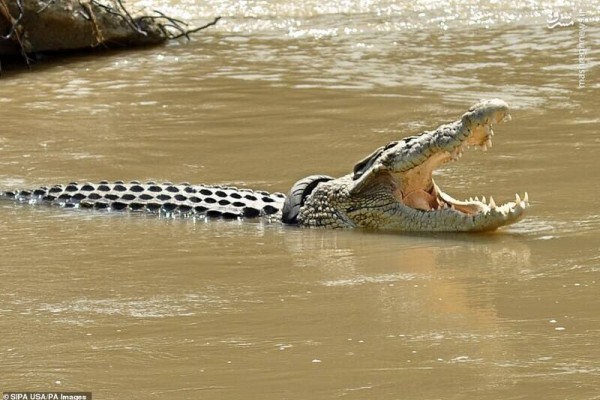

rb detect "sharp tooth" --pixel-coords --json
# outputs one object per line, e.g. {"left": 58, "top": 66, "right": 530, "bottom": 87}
{"left": 469, "top": 197, "right": 473, "bottom": 202}
{"left": 515, "top": 193, "right": 521, "bottom": 203}
{"left": 489, "top": 196, "right": 496, "bottom": 208}
{"left": 482, "top": 143, "right": 488, "bottom": 152}
{"left": 486, "top": 138, "right": 492, "bottom": 148}
{"left": 482, "top": 196, "right": 486, "bottom": 204}
{"left": 475, "top": 196, "right": 480, "bottom": 202}
{"left": 524, "top": 192, "right": 529, "bottom": 203}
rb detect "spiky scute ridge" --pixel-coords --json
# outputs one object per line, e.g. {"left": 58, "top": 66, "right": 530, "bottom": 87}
{"left": 1, "top": 181, "right": 286, "bottom": 220}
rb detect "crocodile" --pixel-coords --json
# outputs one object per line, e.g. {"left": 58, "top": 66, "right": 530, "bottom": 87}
{"left": 0, "top": 99, "right": 529, "bottom": 232}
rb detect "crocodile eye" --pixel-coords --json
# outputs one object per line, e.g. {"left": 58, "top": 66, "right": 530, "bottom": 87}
{"left": 384, "top": 141, "right": 399, "bottom": 150}
{"left": 401, "top": 136, "right": 419, "bottom": 145}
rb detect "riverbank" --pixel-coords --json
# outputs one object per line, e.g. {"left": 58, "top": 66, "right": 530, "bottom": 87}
{"left": 0, "top": 0, "right": 218, "bottom": 68}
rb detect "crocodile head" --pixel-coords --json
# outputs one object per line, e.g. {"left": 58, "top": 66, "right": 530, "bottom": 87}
{"left": 297, "top": 99, "right": 530, "bottom": 232}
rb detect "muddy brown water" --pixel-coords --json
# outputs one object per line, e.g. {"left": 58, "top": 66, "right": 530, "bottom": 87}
{"left": 1, "top": 1, "right": 599, "bottom": 399}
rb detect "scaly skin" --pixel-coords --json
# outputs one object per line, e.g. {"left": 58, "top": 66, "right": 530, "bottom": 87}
{"left": 1, "top": 99, "right": 529, "bottom": 232}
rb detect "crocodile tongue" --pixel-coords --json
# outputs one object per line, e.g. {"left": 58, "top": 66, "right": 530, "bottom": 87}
{"left": 401, "top": 188, "right": 437, "bottom": 211}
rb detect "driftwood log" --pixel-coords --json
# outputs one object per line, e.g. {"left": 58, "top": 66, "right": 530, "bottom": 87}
{"left": 0, "top": 0, "right": 219, "bottom": 66}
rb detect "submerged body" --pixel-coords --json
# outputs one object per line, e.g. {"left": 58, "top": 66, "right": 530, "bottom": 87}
{"left": 1, "top": 99, "right": 529, "bottom": 232}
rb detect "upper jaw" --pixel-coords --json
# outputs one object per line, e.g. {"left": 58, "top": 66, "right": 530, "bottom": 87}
{"left": 350, "top": 99, "right": 511, "bottom": 192}
{"left": 399, "top": 98, "right": 512, "bottom": 171}
{"left": 388, "top": 99, "right": 512, "bottom": 205}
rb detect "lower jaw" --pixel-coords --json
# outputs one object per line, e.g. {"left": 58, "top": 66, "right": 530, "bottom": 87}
{"left": 401, "top": 181, "right": 485, "bottom": 215}
{"left": 397, "top": 181, "right": 529, "bottom": 231}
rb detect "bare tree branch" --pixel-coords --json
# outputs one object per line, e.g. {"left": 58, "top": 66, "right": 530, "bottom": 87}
{"left": 0, "top": 0, "right": 31, "bottom": 66}
{"left": 169, "top": 16, "right": 221, "bottom": 40}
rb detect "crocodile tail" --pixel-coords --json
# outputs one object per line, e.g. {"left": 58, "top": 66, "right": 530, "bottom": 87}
{"left": 282, "top": 175, "right": 334, "bottom": 225}
{"left": 1, "top": 181, "right": 287, "bottom": 220}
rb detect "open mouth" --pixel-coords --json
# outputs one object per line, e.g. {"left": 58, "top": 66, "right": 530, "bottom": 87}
{"left": 396, "top": 109, "right": 530, "bottom": 225}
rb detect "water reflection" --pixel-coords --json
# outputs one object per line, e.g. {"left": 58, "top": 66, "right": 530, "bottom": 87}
{"left": 278, "top": 229, "right": 538, "bottom": 394}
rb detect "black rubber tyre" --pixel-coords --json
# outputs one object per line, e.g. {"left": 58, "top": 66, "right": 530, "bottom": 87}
{"left": 281, "top": 175, "right": 334, "bottom": 225}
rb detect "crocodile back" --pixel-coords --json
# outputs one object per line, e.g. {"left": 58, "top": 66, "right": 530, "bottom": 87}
{"left": 0, "top": 181, "right": 286, "bottom": 220}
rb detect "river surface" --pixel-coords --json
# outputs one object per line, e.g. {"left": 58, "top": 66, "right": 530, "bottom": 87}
{"left": 1, "top": 0, "right": 599, "bottom": 399}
